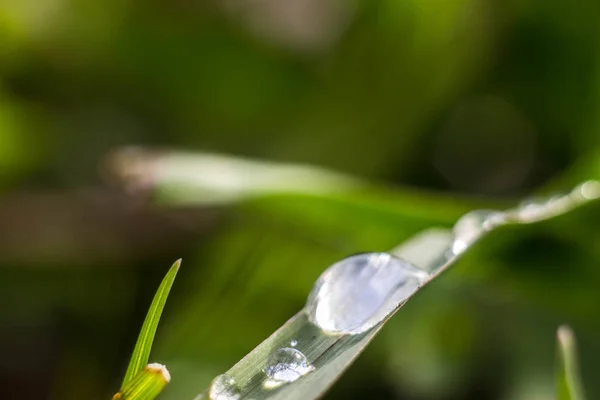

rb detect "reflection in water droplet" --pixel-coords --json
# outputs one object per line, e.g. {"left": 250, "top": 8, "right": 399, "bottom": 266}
{"left": 290, "top": 339, "right": 298, "bottom": 347}
{"left": 263, "top": 347, "right": 314, "bottom": 384}
{"left": 306, "top": 253, "right": 429, "bottom": 334}
{"left": 208, "top": 374, "right": 241, "bottom": 400}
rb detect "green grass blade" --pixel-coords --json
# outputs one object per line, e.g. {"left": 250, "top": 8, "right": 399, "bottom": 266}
{"left": 557, "top": 325, "right": 587, "bottom": 400}
{"left": 122, "top": 259, "right": 181, "bottom": 386}
{"left": 114, "top": 363, "right": 171, "bottom": 400}
{"left": 194, "top": 183, "right": 599, "bottom": 400}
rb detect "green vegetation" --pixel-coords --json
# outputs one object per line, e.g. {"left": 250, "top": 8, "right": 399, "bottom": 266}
{"left": 122, "top": 260, "right": 180, "bottom": 387}
{"left": 1, "top": 0, "right": 600, "bottom": 399}
{"left": 114, "top": 363, "right": 170, "bottom": 400}
{"left": 556, "top": 325, "right": 586, "bottom": 400}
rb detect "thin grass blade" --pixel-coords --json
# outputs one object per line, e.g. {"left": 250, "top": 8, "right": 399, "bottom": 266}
{"left": 122, "top": 259, "right": 181, "bottom": 386}
{"left": 557, "top": 325, "right": 587, "bottom": 400}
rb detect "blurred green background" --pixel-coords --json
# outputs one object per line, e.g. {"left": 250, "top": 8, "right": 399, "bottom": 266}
{"left": 1, "top": 0, "right": 600, "bottom": 399}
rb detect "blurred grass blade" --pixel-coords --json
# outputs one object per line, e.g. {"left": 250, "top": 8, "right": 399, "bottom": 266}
{"left": 114, "top": 363, "right": 171, "bottom": 400}
{"left": 557, "top": 325, "right": 586, "bottom": 400}
{"left": 107, "top": 148, "right": 360, "bottom": 205}
{"left": 122, "top": 259, "right": 181, "bottom": 386}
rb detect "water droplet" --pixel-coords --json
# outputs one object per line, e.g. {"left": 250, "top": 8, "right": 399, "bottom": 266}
{"left": 290, "top": 339, "right": 298, "bottom": 347}
{"left": 580, "top": 180, "right": 600, "bottom": 200}
{"left": 263, "top": 348, "right": 314, "bottom": 384}
{"left": 208, "top": 374, "right": 240, "bottom": 400}
{"left": 306, "top": 253, "right": 429, "bottom": 334}
{"left": 516, "top": 199, "right": 549, "bottom": 222}
{"left": 451, "top": 210, "right": 502, "bottom": 254}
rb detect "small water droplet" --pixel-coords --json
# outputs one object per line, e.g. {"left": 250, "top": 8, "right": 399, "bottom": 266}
{"left": 306, "top": 253, "right": 429, "bottom": 334}
{"left": 580, "top": 180, "right": 600, "bottom": 200}
{"left": 544, "top": 194, "right": 563, "bottom": 208}
{"left": 451, "top": 210, "right": 501, "bottom": 254}
{"left": 263, "top": 348, "right": 314, "bottom": 384}
{"left": 516, "top": 199, "right": 548, "bottom": 222}
{"left": 208, "top": 374, "right": 240, "bottom": 400}
{"left": 290, "top": 339, "right": 298, "bottom": 347}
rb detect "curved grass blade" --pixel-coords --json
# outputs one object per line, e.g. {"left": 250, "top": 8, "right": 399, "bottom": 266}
{"left": 114, "top": 363, "right": 171, "bottom": 400}
{"left": 122, "top": 259, "right": 181, "bottom": 386}
{"left": 197, "top": 181, "right": 600, "bottom": 400}
{"left": 557, "top": 325, "right": 587, "bottom": 400}
{"left": 105, "top": 148, "right": 488, "bottom": 221}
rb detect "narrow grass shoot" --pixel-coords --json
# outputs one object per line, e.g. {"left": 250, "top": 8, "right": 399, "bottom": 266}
{"left": 557, "top": 325, "right": 586, "bottom": 400}
{"left": 115, "top": 259, "right": 180, "bottom": 400}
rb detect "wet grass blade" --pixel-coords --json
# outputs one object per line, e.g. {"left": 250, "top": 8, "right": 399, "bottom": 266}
{"left": 195, "top": 182, "right": 599, "bottom": 400}
{"left": 114, "top": 363, "right": 171, "bottom": 400}
{"left": 557, "top": 325, "right": 586, "bottom": 400}
{"left": 122, "top": 259, "right": 181, "bottom": 386}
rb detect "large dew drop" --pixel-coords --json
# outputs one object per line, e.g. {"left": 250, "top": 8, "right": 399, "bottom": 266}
{"left": 263, "top": 347, "right": 314, "bottom": 384}
{"left": 306, "top": 253, "right": 429, "bottom": 334}
{"left": 208, "top": 374, "right": 241, "bottom": 400}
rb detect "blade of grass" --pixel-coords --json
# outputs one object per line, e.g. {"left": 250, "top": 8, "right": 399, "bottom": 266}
{"left": 114, "top": 363, "right": 171, "bottom": 400}
{"left": 557, "top": 325, "right": 586, "bottom": 400}
{"left": 195, "top": 182, "right": 599, "bottom": 400}
{"left": 122, "top": 259, "right": 181, "bottom": 386}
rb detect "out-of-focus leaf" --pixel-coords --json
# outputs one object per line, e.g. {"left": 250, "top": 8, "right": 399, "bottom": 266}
{"left": 123, "top": 259, "right": 180, "bottom": 386}
{"left": 107, "top": 148, "right": 495, "bottom": 222}
{"left": 114, "top": 363, "right": 171, "bottom": 400}
{"left": 557, "top": 325, "right": 586, "bottom": 400}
